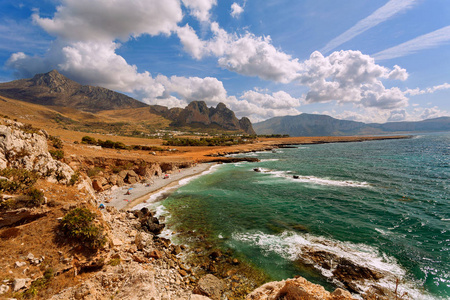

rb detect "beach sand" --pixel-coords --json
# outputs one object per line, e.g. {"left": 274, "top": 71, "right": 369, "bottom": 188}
{"left": 100, "top": 163, "right": 215, "bottom": 210}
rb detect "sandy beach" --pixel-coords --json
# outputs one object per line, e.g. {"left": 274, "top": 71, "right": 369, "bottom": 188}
{"left": 100, "top": 163, "right": 215, "bottom": 210}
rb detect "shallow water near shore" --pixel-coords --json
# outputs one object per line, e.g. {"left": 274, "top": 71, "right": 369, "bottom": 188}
{"left": 153, "top": 133, "right": 449, "bottom": 299}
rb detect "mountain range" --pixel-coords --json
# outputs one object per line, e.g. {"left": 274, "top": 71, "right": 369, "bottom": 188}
{"left": 0, "top": 70, "right": 255, "bottom": 135}
{"left": 253, "top": 113, "right": 450, "bottom": 136}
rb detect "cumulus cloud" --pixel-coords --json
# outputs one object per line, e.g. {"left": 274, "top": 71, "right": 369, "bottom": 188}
{"left": 419, "top": 106, "right": 449, "bottom": 120}
{"left": 181, "top": 0, "right": 217, "bottom": 22}
{"left": 32, "top": 0, "right": 183, "bottom": 42}
{"left": 374, "top": 25, "right": 450, "bottom": 60}
{"left": 177, "top": 22, "right": 303, "bottom": 83}
{"left": 7, "top": 0, "right": 419, "bottom": 122}
{"left": 321, "top": 0, "right": 418, "bottom": 54}
{"left": 298, "top": 50, "right": 409, "bottom": 109}
{"left": 231, "top": 3, "right": 244, "bottom": 18}
{"left": 176, "top": 24, "right": 207, "bottom": 60}
{"left": 405, "top": 82, "right": 450, "bottom": 96}
{"left": 387, "top": 109, "right": 407, "bottom": 121}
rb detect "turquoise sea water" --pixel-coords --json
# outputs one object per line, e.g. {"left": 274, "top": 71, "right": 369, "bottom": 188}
{"left": 156, "top": 133, "right": 449, "bottom": 299}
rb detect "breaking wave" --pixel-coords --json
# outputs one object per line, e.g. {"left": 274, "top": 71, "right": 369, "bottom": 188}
{"left": 254, "top": 168, "right": 371, "bottom": 188}
{"left": 232, "top": 230, "right": 436, "bottom": 299}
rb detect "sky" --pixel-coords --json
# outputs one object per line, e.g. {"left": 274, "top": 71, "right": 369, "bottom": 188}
{"left": 0, "top": 0, "right": 449, "bottom": 123}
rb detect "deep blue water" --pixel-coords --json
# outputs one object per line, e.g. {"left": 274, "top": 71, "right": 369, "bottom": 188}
{"left": 157, "top": 133, "right": 449, "bottom": 299}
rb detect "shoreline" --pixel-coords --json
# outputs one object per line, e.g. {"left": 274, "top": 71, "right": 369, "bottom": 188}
{"left": 100, "top": 162, "right": 216, "bottom": 211}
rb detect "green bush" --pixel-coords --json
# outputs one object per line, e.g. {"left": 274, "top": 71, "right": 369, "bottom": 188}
{"left": 60, "top": 207, "right": 106, "bottom": 250}
{"left": 26, "top": 187, "right": 45, "bottom": 207}
{"left": 69, "top": 172, "right": 80, "bottom": 185}
{"left": 87, "top": 167, "right": 103, "bottom": 177}
{"left": 49, "top": 135, "right": 63, "bottom": 149}
{"left": 0, "top": 168, "right": 39, "bottom": 193}
{"left": 81, "top": 136, "right": 97, "bottom": 145}
{"left": 49, "top": 149, "right": 64, "bottom": 160}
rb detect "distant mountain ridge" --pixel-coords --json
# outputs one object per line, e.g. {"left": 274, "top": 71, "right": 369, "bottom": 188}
{"left": 0, "top": 70, "right": 255, "bottom": 134}
{"left": 254, "top": 113, "right": 450, "bottom": 136}
{"left": 0, "top": 70, "right": 148, "bottom": 112}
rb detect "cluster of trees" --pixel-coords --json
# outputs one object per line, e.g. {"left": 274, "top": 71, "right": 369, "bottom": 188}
{"left": 81, "top": 136, "right": 166, "bottom": 151}
{"left": 81, "top": 136, "right": 126, "bottom": 149}
{"left": 163, "top": 136, "right": 256, "bottom": 147}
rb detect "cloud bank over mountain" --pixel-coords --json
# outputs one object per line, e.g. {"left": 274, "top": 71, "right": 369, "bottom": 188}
{"left": 4, "top": 0, "right": 449, "bottom": 123}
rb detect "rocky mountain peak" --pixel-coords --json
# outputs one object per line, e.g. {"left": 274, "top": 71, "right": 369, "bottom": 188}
{"left": 169, "top": 101, "right": 255, "bottom": 134}
{"left": 0, "top": 70, "right": 148, "bottom": 112}
{"left": 31, "top": 70, "right": 79, "bottom": 92}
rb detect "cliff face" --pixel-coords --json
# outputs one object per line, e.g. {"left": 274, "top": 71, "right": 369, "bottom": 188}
{"left": 0, "top": 119, "right": 74, "bottom": 184}
{"left": 158, "top": 101, "right": 256, "bottom": 135}
{"left": 0, "top": 70, "right": 148, "bottom": 112}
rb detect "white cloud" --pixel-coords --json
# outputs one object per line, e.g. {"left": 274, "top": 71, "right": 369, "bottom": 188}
{"left": 374, "top": 25, "right": 450, "bottom": 60}
{"left": 387, "top": 109, "right": 407, "bottom": 121}
{"left": 321, "top": 0, "right": 418, "bottom": 53}
{"left": 419, "top": 106, "right": 449, "bottom": 120}
{"left": 405, "top": 82, "right": 450, "bottom": 96}
{"left": 32, "top": 0, "right": 183, "bottom": 42}
{"left": 388, "top": 65, "right": 409, "bottom": 80}
{"left": 177, "top": 22, "right": 303, "bottom": 83}
{"left": 177, "top": 24, "right": 207, "bottom": 60}
{"left": 181, "top": 0, "right": 217, "bottom": 22}
{"left": 298, "top": 50, "right": 409, "bottom": 109}
{"left": 231, "top": 3, "right": 244, "bottom": 18}
{"left": 217, "top": 34, "right": 303, "bottom": 83}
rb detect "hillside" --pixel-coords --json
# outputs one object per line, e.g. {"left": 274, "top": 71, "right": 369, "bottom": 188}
{"left": 254, "top": 113, "right": 450, "bottom": 136}
{"left": 0, "top": 71, "right": 255, "bottom": 135}
{"left": 0, "top": 70, "right": 148, "bottom": 112}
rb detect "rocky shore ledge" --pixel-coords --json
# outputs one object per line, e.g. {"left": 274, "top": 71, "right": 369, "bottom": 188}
{"left": 48, "top": 204, "right": 356, "bottom": 300}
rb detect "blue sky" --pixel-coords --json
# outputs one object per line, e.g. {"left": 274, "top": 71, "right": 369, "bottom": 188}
{"left": 0, "top": 0, "right": 449, "bottom": 123}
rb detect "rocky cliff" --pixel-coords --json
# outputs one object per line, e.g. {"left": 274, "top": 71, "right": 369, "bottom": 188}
{"left": 0, "top": 119, "right": 74, "bottom": 184}
{"left": 0, "top": 70, "right": 148, "bottom": 112}
{"left": 151, "top": 101, "right": 256, "bottom": 135}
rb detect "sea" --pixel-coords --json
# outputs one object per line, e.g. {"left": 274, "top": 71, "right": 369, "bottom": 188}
{"left": 142, "top": 133, "right": 450, "bottom": 299}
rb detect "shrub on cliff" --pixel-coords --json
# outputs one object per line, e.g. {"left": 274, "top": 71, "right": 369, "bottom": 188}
{"left": 49, "top": 135, "right": 63, "bottom": 149}
{"left": 60, "top": 207, "right": 106, "bottom": 250}
{"left": 0, "top": 168, "right": 39, "bottom": 193}
{"left": 49, "top": 149, "right": 64, "bottom": 160}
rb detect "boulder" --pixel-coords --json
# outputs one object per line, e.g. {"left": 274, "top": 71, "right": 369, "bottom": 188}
{"left": 118, "top": 170, "right": 128, "bottom": 179}
{"left": 92, "top": 179, "right": 104, "bottom": 192}
{"left": 246, "top": 276, "right": 355, "bottom": 300}
{"left": 13, "top": 278, "right": 29, "bottom": 292}
{"left": 190, "top": 295, "right": 212, "bottom": 300}
{"left": 0, "top": 284, "right": 9, "bottom": 295}
{"left": 193, "top": 274, "right": 226, "bottom": 300}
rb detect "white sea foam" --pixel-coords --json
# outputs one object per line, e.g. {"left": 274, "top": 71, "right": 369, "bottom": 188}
{"left": 260, "top": 159, "right": 280, "bottom": 162}
{"left": 260, "top": 169, "right": 371, "bottom": 188}
{"left": 133, "top": 164, "right": 221, "bottom": 211}
{"left": 232, "top": 231, "right": 436, "bottom": 299}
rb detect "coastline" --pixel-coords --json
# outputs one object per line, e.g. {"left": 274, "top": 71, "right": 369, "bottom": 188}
{"left": 100, "top": 162, "right": 216, "bottom": 211}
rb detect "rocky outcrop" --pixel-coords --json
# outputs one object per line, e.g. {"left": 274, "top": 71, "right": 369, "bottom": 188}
{"left": 151, "top": 101, "right": 256, "bottom": 135}
{"left": 246, "top": 276, "right": 355, "bottom": 300}
{"left": 0, "top": 70, "right": 148, "bottom": 112}
{"left": 0, "top": 119, "right": 74, "bottom": 184}
{"left": 193, "top": 274, "right": 226, "bottom": 300}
